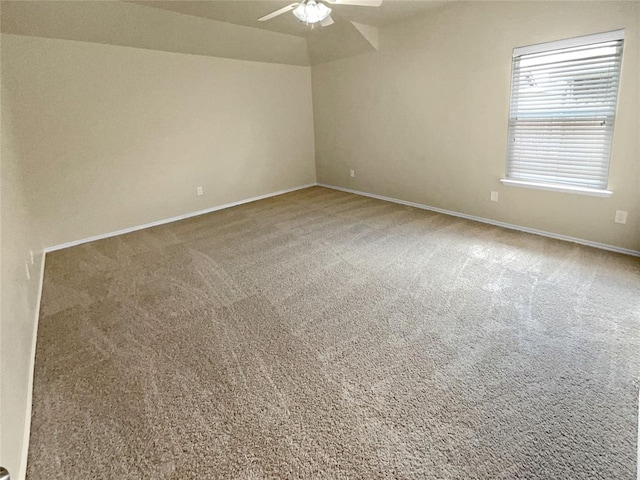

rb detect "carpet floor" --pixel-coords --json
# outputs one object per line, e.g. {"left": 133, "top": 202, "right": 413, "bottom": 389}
{"left": 28, "top": 186, "right": 639, "bottom": 479}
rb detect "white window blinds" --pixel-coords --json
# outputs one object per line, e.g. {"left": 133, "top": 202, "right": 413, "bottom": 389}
{"left": 506, "top": 30, "right": 624, "bottom": 191}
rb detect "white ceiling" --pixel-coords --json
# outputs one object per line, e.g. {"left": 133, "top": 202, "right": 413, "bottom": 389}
{"left": 1, "top": 0, "right": 450, "bottom": 65}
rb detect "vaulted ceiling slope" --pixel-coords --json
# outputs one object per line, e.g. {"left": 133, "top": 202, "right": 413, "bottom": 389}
{"left": 1, "top": 1, "right": 310, "bottom": 66}
{"left": 0, "top": 0, "right": 446, "bottom": 66}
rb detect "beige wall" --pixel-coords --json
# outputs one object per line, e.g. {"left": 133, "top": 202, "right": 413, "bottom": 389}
{"left": 2, "top": 34, "right": 316, "bottom": 248}
{"left": 313, "top": 1, "right": 640, "bottom": 252}
{"left": 1, "top": 36, "right": 45, "bottom": 479}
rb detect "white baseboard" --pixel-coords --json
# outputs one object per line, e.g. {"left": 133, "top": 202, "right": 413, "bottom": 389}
{"left": 318, "top": 183, "right": 640, "bottom": 258}
{"left": 18, "top": 252, "right": 46, "bottom": 480}
{"left": 44, "top": 184, "right": 317, "bottom": 253}
{"left": 45, "top": 181, "right": 640, "bottom": 257}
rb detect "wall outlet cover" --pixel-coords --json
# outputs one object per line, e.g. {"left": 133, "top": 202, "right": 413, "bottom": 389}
{"left": 490, "top": 191, "right": 499, "bottom": 202}
{"left": 614, "top": 210, "right": 627, "bottom": 224}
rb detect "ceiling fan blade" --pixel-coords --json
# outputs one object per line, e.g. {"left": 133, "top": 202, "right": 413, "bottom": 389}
{"left": 327, "top": 0, "right": 382, "bottom": 6}
{"left": 258, "top": 3, "right": 299, "bottom": 22}
{"left": 320, "top": 15, "right": 335, "bottom": 27}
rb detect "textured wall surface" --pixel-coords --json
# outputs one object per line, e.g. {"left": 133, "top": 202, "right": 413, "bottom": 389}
{"left": 1, "top": 34, "right": 316, "bottom": 248}
{"left": 313, "top": 1, "right": 640, "bottom": 251}
{"left": 0, "top": 33, "right": 44, "bottom": 478}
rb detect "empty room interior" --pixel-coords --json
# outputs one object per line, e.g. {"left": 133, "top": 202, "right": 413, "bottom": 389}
{"left": 1, "top": 0, "right": 639, "bottom": 478}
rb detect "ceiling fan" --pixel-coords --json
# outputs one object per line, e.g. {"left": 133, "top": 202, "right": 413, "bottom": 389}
{"left": 258, "top": 0, "right": 383, "bottom": 27}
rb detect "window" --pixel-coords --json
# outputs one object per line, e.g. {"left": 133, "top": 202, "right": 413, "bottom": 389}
{"left": 503, "top": 30, "right": 624, "bottom": 196}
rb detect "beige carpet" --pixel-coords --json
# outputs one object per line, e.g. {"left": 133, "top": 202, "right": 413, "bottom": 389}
{"left": 28, "top": 186, "right": 639, "bottom": 479}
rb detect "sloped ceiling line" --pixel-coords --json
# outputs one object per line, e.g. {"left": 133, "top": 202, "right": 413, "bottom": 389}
{"left": 1, "top": 1, "right": 445, "bottom": 65}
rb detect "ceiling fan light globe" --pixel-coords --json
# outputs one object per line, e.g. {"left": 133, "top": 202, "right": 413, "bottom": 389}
{"left": 293, "top": 1, "right": 332, "bottom": 24}
{"left": 292, "top": 4, "right": 307, "bottom": 22}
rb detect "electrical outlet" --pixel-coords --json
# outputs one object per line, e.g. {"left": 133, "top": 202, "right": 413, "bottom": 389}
{"left": 196, "top": 186, "right": 203, "bottom": 196}
{"left": 29, "top": 249, "right": 35, "bottom": 265}
{"left": 614, "top": 210, "right": 627, "bottom": 224}
{"left": 25, "top": 263, "right": 31, "bottom": 280}
{"left": 349, "top": 169, "right": 355, "bottom": 178}
{"left": 490, "top": 191, "right": 499, "bottom": 202}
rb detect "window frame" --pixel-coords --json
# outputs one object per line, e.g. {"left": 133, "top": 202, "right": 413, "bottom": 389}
{"left": 501, "top": 30, "right": 625, "bottom": 197}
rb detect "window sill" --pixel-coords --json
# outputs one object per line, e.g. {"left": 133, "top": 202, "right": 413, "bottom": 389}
{"left": 500, "top": 179, "right": 612, "bottom": 197}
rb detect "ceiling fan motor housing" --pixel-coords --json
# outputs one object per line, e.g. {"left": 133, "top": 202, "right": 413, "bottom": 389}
{"left": 257, "top": 0, "right": 382, "bottom": 26}
{"left": 293, "top": 0, "right": 332, "bottom": 25}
